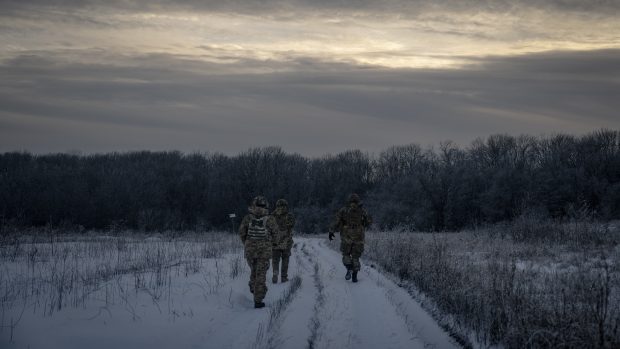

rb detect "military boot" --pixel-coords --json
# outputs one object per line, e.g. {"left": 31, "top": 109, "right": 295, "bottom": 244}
{"left": 345, "top": 269, "right": 352, "bottom": 280}
{"left": 352, "top": 271, "right": 358, "bottom": 283}
{"left": 281, "top": 275, "right": 288, "bottom": 282}
{"left": 254, "top": 301, "right": 265, "bottom": 309}
{"left": 272, "top": 275, "right": 278, "bottom": 284}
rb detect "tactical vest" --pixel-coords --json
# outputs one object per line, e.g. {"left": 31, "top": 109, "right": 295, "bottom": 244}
{"left": 248, "top": 216, "right": 269, "bottom": 240}
{"left": 345, "top": 206, "right": 364, "bottom": 227}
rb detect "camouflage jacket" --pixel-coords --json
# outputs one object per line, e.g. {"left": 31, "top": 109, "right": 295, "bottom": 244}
{"left": 272, "top": 208, "right": 295, "bottom": 250}
{"left": 330, "top": 203, "right": 372, "bottom": 243}
{"left": 239, "top": 206, "right": 277, "bottom": 259}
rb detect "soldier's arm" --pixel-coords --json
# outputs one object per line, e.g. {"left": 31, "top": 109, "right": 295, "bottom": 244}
{"left": 267, "top": 216, "right": 278, "bottom": 243}
{"left": 287, "top": 214, "right": 295, "bottom": 230}
{"left": 329, "top": 208, "right": 344, "bottom": 233}
{"left": 328, "top": 209, "right": 343, "bottom": 240}
{"left": 362, "top": 209, "right": 373, "bottom": 228}
{"left": 327, "top": 209, "right": 341, "bottom": 240}
{"left": 239, "top": 215, "right": 250, "bottom": 244}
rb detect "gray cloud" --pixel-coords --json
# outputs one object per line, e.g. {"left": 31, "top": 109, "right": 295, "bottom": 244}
{"left": 1, "top": 49, "right": 618, "bottom": 155}
{"left": 2, "top": 0, "right": 619, "bottom": 15}
{"left": 2, "top": 0, "right": 617, "bottom": 70}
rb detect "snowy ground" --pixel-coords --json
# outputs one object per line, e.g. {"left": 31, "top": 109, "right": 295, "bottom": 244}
{"left": 1, "top": 235, "right": 458, "bottom": 349}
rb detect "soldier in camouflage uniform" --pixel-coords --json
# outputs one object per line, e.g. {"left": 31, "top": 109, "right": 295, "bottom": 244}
{"left": 271, "top": 199, "right": 295, "bottom": 284}
{"left": 239, "top": 196, "right": 278, "bottom": 308}
{"left": 329, "top": 193, "right": 372, "bottom": 283}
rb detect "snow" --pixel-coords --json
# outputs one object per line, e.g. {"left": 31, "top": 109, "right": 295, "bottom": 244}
{"left": 2, "top": 237, "right": 459, "bottom": 349}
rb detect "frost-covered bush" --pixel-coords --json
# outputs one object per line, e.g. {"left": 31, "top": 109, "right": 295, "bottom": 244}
{"left": 365, "top": 223, "right": 620, "bottom": 348}
{"left": 0, "top": 230, "right": 242, "bottom": 342}
{"left": 493, "top": 213, "right": 618, "bottom": 247}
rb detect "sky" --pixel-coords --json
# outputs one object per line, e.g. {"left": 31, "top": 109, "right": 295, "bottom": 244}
{"left": 1, "top": 0, "right": 619, "bottom": 156}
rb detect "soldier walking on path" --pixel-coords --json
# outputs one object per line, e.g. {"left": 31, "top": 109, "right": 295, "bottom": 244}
{"left": 271, "top": 199, "right": 295, "bottom": 284}
{"left": 239, "top": 196, "right": 278, "bottom": 308}
{"left": 329, "top": 193, "right": 372, "bottom": 283}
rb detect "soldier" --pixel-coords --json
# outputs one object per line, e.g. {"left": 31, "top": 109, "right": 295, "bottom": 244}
{"left": 239, "top": 196, "right": 278, "bottom": 308}
{"left": 329, "top": 193, "right": 372, "bottom": 283}
{"left": 271, "top": 199, "right": 295, "bottom": 284}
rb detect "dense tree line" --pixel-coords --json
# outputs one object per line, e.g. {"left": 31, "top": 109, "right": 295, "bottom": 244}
{"left": 1, "top": 130, "right": 619, "bottom": 233}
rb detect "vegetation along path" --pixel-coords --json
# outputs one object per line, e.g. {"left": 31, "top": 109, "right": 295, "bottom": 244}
{"left": 3, "top": 236, "right": 458, "bottom": 349}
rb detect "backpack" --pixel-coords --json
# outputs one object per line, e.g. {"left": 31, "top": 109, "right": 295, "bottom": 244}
{"left": 248, "top": 216, "right": 269, "bottom": 240}
{"left": 345, "top": 206, "right": 364, "bottom": 227}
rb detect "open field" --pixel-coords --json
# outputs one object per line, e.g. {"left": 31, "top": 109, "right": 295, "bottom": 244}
{"left": 2, "top": 221, "right": 619, "bottom": 348}
{"left": 0, "top": 232, "right": 456, "bottom": 349}
{"left": 0, "top": 232, "right": 246, "bottom": 348}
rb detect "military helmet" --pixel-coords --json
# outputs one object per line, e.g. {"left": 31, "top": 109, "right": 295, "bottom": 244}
{"left": 252, "top": 195, "right": 269, "bottom": 208}
{"left": 275, "top": 199, "right": 288, "bottom": 208}
{"left": 348, "top": 193, "right": 361, "bottom": 203}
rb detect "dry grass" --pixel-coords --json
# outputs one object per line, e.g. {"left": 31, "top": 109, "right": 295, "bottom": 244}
{"left": 364, "top": 220, "right": 620, "bottom": 348}
{"left": 0, "top": 230, "right": 241, "bottom": 342}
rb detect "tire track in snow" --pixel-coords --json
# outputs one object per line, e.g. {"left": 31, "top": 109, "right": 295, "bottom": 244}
{"left": 295, "top": 241, "right": 314, "bottom": 273}
{"left": 305, "top": 239, "right": 356, "bottom": 349}
{"left": 205, "top": 245, "right": 304, "bottom": 349}
{"left": 290, "top": 241, "right": 330, "bottom": 348}
{"left": 207, "top": 238, "right": 458, "bottom": 349}
{"left": 316, "top": 238, "right": 459, "bottom": 349}
{"left": 306, "top": 261, "right": 326, "bottom": 349}
{"left": 359, "top": 264, "right": 460, "bottom": 349}
{"left": 266, "top": 241, "right": 318, "bottom": 349}
{"left": 252, "top": 275, "right": 302, "bottom": 349}
{"left": 253, "top": 241, "right": 327, "bottom": 349}
{"left": 308, "top": 238, "right": 437, "bottom": 349}
{"left": 283, "top": 239, "right": 348, "bottom": 349}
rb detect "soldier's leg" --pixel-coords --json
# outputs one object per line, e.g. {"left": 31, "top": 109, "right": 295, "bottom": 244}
{"left": 341, "top": 242, "right": 354, "bottom": 270}
{"left": 340, "top": 241, "right": 353, "bottom": 280}
{"left": 271, "top": 249, "right": 281, "bottom": 283}
{"left": 350, "top": 243, "right": 364, "bottom": 283}
{"left": 247, "top": 257, "right": 257, "bottom": 293}
{"left": 254, "top": 258, "right": 270, "bottom": 303}
{"left": 281, "top": 248, "right": 291, "bottom": 281}
{"left": 351, "top": 242, "right": 365, "bottom": 272}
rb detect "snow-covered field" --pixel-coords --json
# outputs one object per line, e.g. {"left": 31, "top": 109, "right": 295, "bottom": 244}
{"left": 364, "top": 227, "right": 620, "bottom": 348}
{"left": 1, "top": 233, "right": 458, "bottom": 349}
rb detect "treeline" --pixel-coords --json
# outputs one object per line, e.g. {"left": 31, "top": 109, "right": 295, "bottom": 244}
{"left": 1, "top": 129, "right": 619, "bottom": 233}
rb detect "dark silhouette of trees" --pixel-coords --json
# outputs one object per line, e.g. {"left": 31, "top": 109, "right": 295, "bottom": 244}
{"left": 1, "top": 130, "right": 618, "bottom": 233}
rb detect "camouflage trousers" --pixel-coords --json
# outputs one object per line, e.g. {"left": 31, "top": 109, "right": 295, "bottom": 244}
{"left": 340, "top": 241, "right": 364, "bottom": 272}
{"left": 247, "top": 257, "right": 270, "bottom": 303}
{"left": 244, "top": 240, "right": 272, "bottom": 303}
{"left": 272, "top": 248, "right": 291, "bottom": 278}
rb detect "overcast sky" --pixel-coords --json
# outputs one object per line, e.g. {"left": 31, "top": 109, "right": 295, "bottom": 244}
{"left": 1, "top": 0, "right": 619, "bottom": 156}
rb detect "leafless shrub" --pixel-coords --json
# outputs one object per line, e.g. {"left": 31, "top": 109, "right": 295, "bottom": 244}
{"left": 0, "top": 230, "right": 243, "bottom": 344}
{"left": 203, "top": 259, "right": 226, "bottom": 294}
{"left": 229, "top": 256, "right": 243, "bottom": 279}
{"left": 365, "top": 224, "right": 620, "bottom": 349}
{"left": 499, "top": 212, "right": 617, "bottom": 247}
